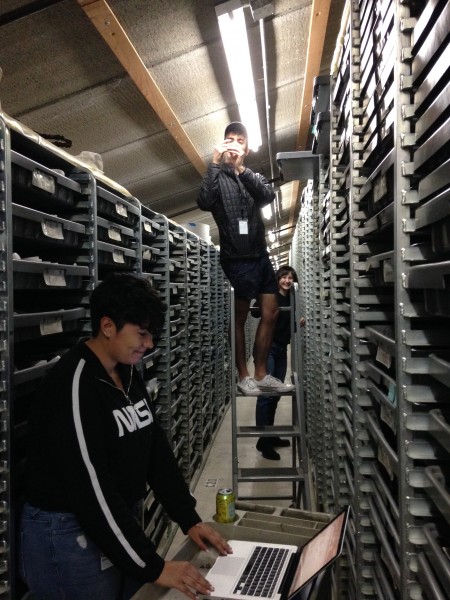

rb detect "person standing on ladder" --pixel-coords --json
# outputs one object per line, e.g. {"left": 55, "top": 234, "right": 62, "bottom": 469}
{"left": 252, "top": 266, "right": 305, "bottom": 460}
{"left": 197, "top": 122, "right": 294, "bottom": 396}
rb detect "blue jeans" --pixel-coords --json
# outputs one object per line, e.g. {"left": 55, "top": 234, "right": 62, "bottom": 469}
{"left": 255, "top": 343, "right": 288, "bottom": 426}
{"left": 18, "top": 503, "right": 142, "bottom": 600}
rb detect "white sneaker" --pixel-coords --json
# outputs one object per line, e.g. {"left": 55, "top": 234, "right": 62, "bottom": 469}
{"left": 254, "top": 374, "right": 294, "bottom": 394}
{"left": 237, "top": 377, "right": 262, "bottom": 396}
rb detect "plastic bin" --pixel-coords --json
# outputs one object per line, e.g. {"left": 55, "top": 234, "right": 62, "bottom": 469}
{"left": 96, "top": 186, "right": 140, "bottom": 228}
{"left": 12, "top": 203, "right": 85, "bottom": 251}
{"left": 11, "top": 150, "right": 82, "bottom": 210}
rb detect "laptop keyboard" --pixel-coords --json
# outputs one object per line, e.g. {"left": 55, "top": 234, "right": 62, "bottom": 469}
{"left": 233, "top": 546, "right": 289, "bottom": 597}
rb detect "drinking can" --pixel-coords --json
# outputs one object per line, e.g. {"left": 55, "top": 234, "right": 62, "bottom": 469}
{"left": 215, "top": 488, "right": 236, "bottom": 523}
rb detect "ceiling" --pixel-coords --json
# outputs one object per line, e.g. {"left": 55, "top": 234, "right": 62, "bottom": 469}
{"left": 0, "top": 0, "right": 344, "bottom": 266}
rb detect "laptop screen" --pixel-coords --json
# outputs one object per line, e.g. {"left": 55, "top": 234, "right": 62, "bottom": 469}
{"left": 287, "top": 508, "right": 348, "bottom": 598}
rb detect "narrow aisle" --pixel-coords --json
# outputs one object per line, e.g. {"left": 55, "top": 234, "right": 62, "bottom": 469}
{"left": 166, "top": 391, "right": 296, "bottom": 559}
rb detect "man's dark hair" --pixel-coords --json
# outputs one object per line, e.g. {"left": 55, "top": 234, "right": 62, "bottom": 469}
{"left": 224, "top": 121, "right": 248, "bottom": 139}
{"left": 89, "top": 274, "right": 166, "bottom": 336}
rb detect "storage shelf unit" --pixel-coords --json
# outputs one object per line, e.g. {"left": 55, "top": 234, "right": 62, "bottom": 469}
{"left": 291, "top": 1, "right": 450, "bottom": 599}
{"left": 0, "top": 114, "right": 230, "bottom": 598}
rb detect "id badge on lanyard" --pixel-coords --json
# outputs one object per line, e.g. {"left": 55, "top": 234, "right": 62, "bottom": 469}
{"left": 238, "top": 219, "right": 249, "bottom": 235}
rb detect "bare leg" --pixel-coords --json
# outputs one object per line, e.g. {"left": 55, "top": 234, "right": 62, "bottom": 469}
{"left": 235, "top": 297, "right": 251, "bottom": 380}
{"left": 253, "top": 293, "right": 278, "bottom": 380}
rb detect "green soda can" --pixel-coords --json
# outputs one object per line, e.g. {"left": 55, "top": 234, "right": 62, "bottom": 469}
{"left": 216, "top": 488, "right": 236, "bottom": 523}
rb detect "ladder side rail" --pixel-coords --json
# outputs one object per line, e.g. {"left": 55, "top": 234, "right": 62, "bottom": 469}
{"left": 292, "top": 283, "right": 312, "bottom": 510}
{"left": 230, "top": 287, "right": 239, "bottom": 496}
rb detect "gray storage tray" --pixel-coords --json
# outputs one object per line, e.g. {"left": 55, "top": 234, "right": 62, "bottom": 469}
{"left": 13, "top": 259, "right": 89, "bottom": 289}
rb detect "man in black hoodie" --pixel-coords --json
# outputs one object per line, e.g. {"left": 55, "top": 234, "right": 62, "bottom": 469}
{"left": 197, "top": 122, "right": 294, "bottom": 397}
{"left": 19, "top": 273, "right": 231, "bottom": 600}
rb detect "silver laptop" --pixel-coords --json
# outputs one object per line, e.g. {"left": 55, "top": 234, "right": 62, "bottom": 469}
{"left": 207, "top": 507, "right": 349, "bottom": 600}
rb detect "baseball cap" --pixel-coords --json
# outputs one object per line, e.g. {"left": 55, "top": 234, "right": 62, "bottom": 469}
{"left": 224, "top": 122, "right": 248, "bottom": 139}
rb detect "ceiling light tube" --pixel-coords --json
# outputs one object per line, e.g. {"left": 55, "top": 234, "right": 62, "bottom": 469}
{"left": 216, "top": 0, "right": 262, "bottom": 151}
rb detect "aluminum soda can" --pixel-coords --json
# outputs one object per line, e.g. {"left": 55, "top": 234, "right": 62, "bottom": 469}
{"left": 216, "top": 488, "right": 236, "bottom": 523}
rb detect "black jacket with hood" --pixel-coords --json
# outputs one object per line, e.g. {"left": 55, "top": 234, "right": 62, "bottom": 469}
{"left": 197, "top": 163, "right": 275, "bottom": 260}
{"left": 24, "top": 341, "right": 201, "bottom": 584}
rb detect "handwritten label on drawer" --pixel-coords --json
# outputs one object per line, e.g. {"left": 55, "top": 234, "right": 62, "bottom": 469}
{"left": 378, "top": 445, "right": 394, "bottom": 481}
{"left": 32, "top": 170, "right": 56, "bottom": 195}
{"left": 115, "top": 202, "right": 128, "bottom": 218}
{"left": 381, "top": 403, "right": 396, "bottom": 434}
{"left": 40, "top": 316, "right": 63, "bottom": 336}
{"left": 44, "top": 269, "right": 67, "bottom": 287}
{"left": 42, "top": 219, "right": 64, "bottom": 240}
{"left": 108, "top": 226, "right": 122, "bottom": 242}
{"left": 113, "top": 249, "right": 125, "bottom": 264}
{"left": 387, "top": 383, "right": 397, "bottom": 406}
{"left": 376, "top": 345, "right": 391, "bottom": 369}
{"left": 373, "top": 173, "right": 387, "bottom": 203}
{"left": 383, "top": 259, "right": 394, "bottom": 283}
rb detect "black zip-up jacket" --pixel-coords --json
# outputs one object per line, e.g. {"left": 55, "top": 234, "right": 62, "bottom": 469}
{"left": 24, "top": 341, "right": 201, "bottom": 584}
{"left": 197, "top": 163, "right": 275, "bottom": 260}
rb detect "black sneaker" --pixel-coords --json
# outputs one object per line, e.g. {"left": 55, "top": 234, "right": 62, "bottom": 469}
{"left": 270, "top": 437, "right": 291, "bottom": 448}
{"left": 256, "top": 439, "right": 280, "bottom": 460}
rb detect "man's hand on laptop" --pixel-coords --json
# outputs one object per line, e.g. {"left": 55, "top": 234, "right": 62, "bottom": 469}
{"left": 155, "top": 560, "right": 215, "bottom": 600}
{"left": 155, "top": 524, "right": 232, "bottom": 599}
{"left": 188, "top": 522, "right": 233, "bottom": 556}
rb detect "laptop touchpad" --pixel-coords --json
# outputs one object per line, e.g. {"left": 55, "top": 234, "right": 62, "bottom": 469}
{"left": 211, "top": 557, "right": 245, "bottom": 576}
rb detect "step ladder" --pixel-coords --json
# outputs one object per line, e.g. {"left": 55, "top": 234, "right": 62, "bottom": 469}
{"left": 230, "top": 284, "right": 311, "bottom": 509}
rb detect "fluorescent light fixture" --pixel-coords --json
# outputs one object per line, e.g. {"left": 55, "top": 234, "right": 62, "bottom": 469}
{"left": 216, "top": 0, "right": 262, "bottom": 151}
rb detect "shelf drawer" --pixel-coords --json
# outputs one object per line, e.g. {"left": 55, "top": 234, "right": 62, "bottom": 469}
{"left": 11, "top": 150, "right": 82, "bottom": 210}
{"left": 13, "top": 259, "right": 89, "bottom": 290}
{"left": 14, "top": 307, "right": 85, "bottom": 342}
{"left": 97, "top": 240, "right": 137, "bottom": 268}
{"left": 97, "top": 216, "right": 135, "bottom": 249}
{"left": 424, "top": 465, "right": 450, "bottom": 526}
{"left": 12, "top": 203, "right": 86, "bottom": 250}
{"left": 142, "top": 245, "right": 161, "bottom": 265}
{"left": 96, "top": 186, "right": 140, "bottom": 227}
{"left": 423, "top": 523, "right": 450, "bottom": 592}
{"left": 14, "top": 355, "right": 60, "bottom": 398}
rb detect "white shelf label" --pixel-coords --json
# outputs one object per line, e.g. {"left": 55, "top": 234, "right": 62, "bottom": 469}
{"left": 115, "top": 202, "right": 128, "bottom": 218}
{"left": 108, "top": 226, "right": 122, "bottom": 242}
{"left": 32, "top": 170, "right": 56, "bottom": 195}
{"left": 42, "top": 219, "right": 64, "bottom": 240}
{"left": 112, "top": 249, "right": 125, "bottom": 264}
{"left": 43, "top": 269, "right": 67, "bottom": 287}
{"left": 40, "top": 316, "right": 63, "bottom": 336}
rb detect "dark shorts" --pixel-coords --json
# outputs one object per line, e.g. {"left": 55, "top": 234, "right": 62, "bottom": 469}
{"left": 221, "top": 255, "right": 277, "bottom": 300}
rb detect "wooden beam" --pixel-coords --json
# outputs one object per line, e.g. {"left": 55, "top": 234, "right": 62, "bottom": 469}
{"left": 77, "top": 0, "right": 206, "bottom": 176}
{"left": 288, "top": 0, "right": 332, "bottom": 228}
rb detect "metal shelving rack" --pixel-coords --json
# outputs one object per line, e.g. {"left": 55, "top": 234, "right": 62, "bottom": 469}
{"left": 401, "top": 1, "right": 450, "bottom": 598}
{"left": 185, "top": 230, "right": 203, "bottom": 482}
{"left": 138, "top": 206, "right": 170, "bottom": 551}
{"left": 291, "top": 1, "right": 450, "bottom": 598}
{"left": 0, "top": 117, "right": 12, "bottom": 598}
{"left": 0, "top": 113, "right": 231, "bottom": 596}
{"left": 2, "top": 117, "right": 95, "bottom": 599}
{"left": 209, "top": 247, "right": 231, "bottom": 431}
{"left": 199, "top": 239, "right": 212, "bottom": 448}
